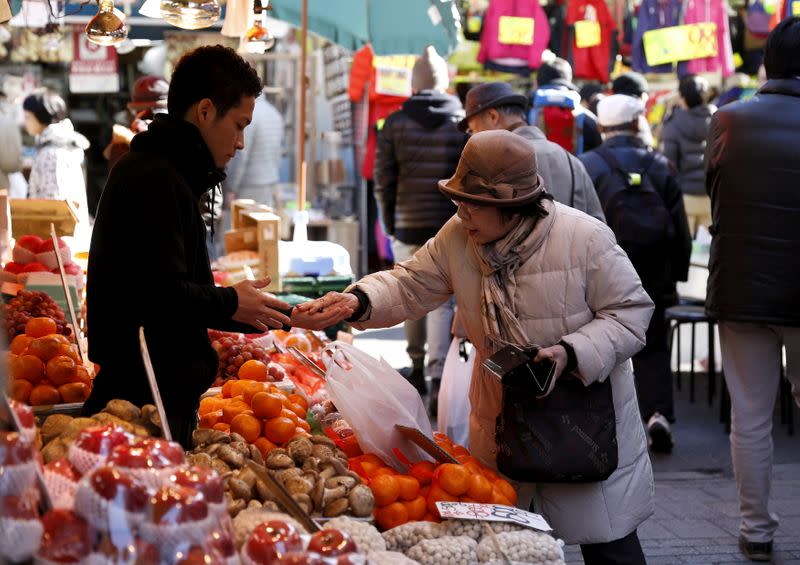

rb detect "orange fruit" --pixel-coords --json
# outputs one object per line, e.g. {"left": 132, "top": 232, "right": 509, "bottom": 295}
{"left": 434, "top": 464, "right": 471, "bottom": 497}
{"left": 361, "top": 453, "right": 386, "bottom": 467}
{"left": 262, "top": 416, "right": 296, "bottom": 445}
{"left": 74, "top": 366, "right": 92, "bottom": 387}
{"left": 212, "top": 423, "right": 231, "bottom": 432}
{"left": 251, "top": 392, "right": 283, "bottom": 419}
{"left": 422, "top": 512, "right": 442, "bottom": 523}
{"left": 287, "top": 394, "right": 308, "bottom": 410}
{"left": 408, "top": 461, "right": 436, "bottom": 486}
{"left": 405, "top": 496, "right": 427, "bottom": 521}
{"left": 359, "top": 461, "right": 380, "bottom": 478}
{"left": 419, "top": 485, "right": 430, "bottom": 499}
{"left": 490, "top": 487, "right": 512, "bottom": 506}
{"left": 253, "top": 437, "right": 278, "bottom": 458}
{"left": 29, "top": 384, "right": 60, "bottom": 406}
{"left": 9, "top": 379, "right": 32, "bottom": 403}
{"left": 222, "top": 400, "right": 252, "bottom": 423}
{"left": 199, "top": 410, "right": 224, "bottom": 429}
{"left": 199, "top": 396, "right": 223, "bottom": 416}
{"left": 58, "top": 382, "right": 89, "bottom": 403}
{"left": 426, "top": 482, "right": 458, "bottom": 516}
{"left": 238, "top": 360, "right": 268, "bottom": 382}
{"left": 230, "top": 413, "right": 262, "bottom": 443}
{"left": 395, "top": 475, "right": 420, "bottom": 501}
{"left": 375, "top": 502, "right": 408, "bottom": 531}
{"left": 295, "top": 418, "right": 311, "bottom": 433}
{"left": 9, "top": 354, "right": 45, "bottom": 383}
{"left": 46, "top": 355, "right": 77, "bottom": 387}
{"left": 10, "top": 335, "right": 33, "bottom": 355}
{"left": 26, "top": 336, "right": 65, "bottom": 362}
{"left": 370, "top": 474, "right": 400, "bottom": 507}
{"left": 25, "top": 317, "right": 57, "bottom": 338}
{"left": 222, "top": 379, "right": 248, "bottom": 399}
{"left": 372, "top": 467, "right": 397, "bottom": 478}
{"left": 293, "top": 428, "right": 310, "bottom": 438}
{"left": 493, "top": 479, "right": 517, "bottom": 505}
{"left": 280, "top": 408, "right": 299, "bottom": 424}
{"left": 286, "top": 402, "right": 306, "bottom": 419}
{"left": 482, "top": 467, "right": 500, "bottom": 482}
{"left": 242, "top": 382, "right": 267, "bottom": 404}
{"left": 452, "top": 445, "right": 470, "bottom": 458}
{"left": 466, "top": 474, "right": 493, "bottom": 503}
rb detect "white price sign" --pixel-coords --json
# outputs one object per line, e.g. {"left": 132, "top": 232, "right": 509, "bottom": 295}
{"left": 435, "top": 502, "right": 553, "bottom": 532}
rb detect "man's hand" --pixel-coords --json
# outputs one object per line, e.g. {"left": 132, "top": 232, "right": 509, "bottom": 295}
{"left": 293, "top": 292, "right": 360, "bottom": 330}
{"left": 232, "top": 277, "right": 291, "bottom": 331}
{"left": 534, "top": 344, "right": 569, "bottom": 398}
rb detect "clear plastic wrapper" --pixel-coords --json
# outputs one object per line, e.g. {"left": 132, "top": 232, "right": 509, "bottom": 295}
{"left": 67, "top": 425, "right": 134, "bottom": 475}
{"left": 0, "top": 494, "right": 43, "bottom": 562}
{"left": 0, "top": 431, "right": 37, "bottom": 496}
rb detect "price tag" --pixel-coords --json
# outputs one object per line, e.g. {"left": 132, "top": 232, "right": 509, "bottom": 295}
{"left": 467, "top": 15, "right": 482, "bottom": 34}
{"left": 793, "top": 0, "right": 800, "bottom": 15}
{"left": 375, "top": 67, "right": 412, "bottom": 97}
{"left": 498, "top": 16, "right": 535, "bottom": 46}
{"left": 574, "top": 20, "right": 601, "bottom": 48}
{"left": 436, "top": 502, "right": 553, "bottom": 532}
{"left": 643, "top": 23, "right": 718, "bottom": 66}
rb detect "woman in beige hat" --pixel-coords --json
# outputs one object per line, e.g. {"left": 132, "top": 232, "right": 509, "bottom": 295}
{"left": 298, "top": 129, "right": 655, "bottom": 563}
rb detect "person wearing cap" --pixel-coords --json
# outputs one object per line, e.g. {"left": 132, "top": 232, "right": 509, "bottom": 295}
{"left": 580, "top": 94, "right": 692, "bottom": 454}
{"left": 298, "top": 130, "right": 656, "bottom": 562}
{"left": 459, "top": 81, "right": 605, "bottom": 222}
{"left": 372, "top": 45, "right": 467, "bottom": 408}
{"left": 529, "top": 58, "right": 603, "bottom": 154}
{"left": 612, "top": 72, "right": 655, "bottom": 147}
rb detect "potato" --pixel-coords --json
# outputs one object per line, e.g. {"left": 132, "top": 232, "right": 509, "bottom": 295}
{"left": 103, "top": 399, "right": 140, "bottom": 422}
{"left": 60, "top": 417, "right": 98, "bottom": 441}
{"left": 41, "top": 438, "right": 68, "bottom": 463}
{"left": 41, "top": 414, "right": 73, "bottom": 445}
{"left": 91, "top": 412, "right": 135, "bottom": 432}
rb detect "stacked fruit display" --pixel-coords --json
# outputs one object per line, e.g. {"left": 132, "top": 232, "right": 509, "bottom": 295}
{"left": 7, "top": 316, "right": 91, "bottom": 406}
{"left": 5, "top": 290, "right": 71, "bottom": 340}
{"left": 210, "top": 331, "right": 281, "bottom": 384}
{"left": 1, "top": 235, "right": 82, "bottom": 285}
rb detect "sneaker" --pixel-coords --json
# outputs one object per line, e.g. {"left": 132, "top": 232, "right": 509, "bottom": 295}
{"left": 647, "top": 412, "right": 674, "bottom": 454}
{"left": 739, "top": 536, "right": 773, "bottom": 562}
{"left": 399, "top": 367, "right": 427, "bottom": 397}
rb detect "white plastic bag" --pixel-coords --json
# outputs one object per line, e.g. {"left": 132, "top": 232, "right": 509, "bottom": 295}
{"left": 437, "top": 338, "right": 474, "bottom": 446}
{"left": 324, "top": 342, "right": 434, "bottom": 469}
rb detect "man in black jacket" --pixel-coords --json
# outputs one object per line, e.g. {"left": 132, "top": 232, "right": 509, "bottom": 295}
{"left": 374, "top": 45, "right": 467, "bottom": 409}
{"left": 84, "top": 46, "right": 337, "bottom": 447}
{"left": 705, "top": 18, "right": 800, "bottom": 562}
{"left": 580, "top": 94, "right": 691, "bottom": 454}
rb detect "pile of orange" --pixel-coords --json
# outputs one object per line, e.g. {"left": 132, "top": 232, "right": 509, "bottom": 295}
{"left": 350, "top": 433, "right": 518, "bottom": 531}
{"left": 7, "top": 317, "right": 92, "bottom": 406}
{"left": 197, "top": 378, "right": 310, "bottom": 458}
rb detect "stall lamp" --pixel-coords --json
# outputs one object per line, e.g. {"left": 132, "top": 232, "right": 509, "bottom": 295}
{"left": 240, "top": 0, "right": 274, "bottom": 54}
{"left": 160, "top": 0, "right": 220, "bottom": 30}
{"left": 85, "top": 0, "right": 128, "bottom": 46}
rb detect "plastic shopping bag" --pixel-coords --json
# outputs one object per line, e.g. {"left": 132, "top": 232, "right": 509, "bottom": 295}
{"left": 437, "top": 338, "right": 474, "bottom": 446}
{"left": 324, "top": 342, "right": 434, "bottom": 469}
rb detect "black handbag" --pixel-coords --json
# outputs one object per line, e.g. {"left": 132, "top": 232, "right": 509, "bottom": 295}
{"left": 495, "top": 373, "right": 618, "bottom": 484}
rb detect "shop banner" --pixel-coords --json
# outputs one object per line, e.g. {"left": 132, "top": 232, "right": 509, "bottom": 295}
{"left": 69, "top": 31, "right": 119, "bottom": 93}
{"left": 436, "top": 501, "right": 553, "bottom": 532}
{"left": 574, "top": 20, "right": 601, "bottom": 48}
{"left": 498, "top": 15, "right": 534, "bottom": 46}
{"left": 793, "top": 0, "right": 800, "bottom": 15}
{"left": 643, "top": 23, "right": 718, "bottom": 66}
{"left": 373, "top": 54, "right": 416, "bottom": 98}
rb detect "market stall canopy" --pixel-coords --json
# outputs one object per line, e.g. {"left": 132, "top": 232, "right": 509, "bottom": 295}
{"left": 268, "top": 0, "right": 460, "bottom": 56}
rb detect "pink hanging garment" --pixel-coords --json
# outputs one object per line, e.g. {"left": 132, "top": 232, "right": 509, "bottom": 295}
{"left": 478, "top": 0, "right": 551, "bottom": 70}
{"left": 683, "top": 0, "right": 735, "bottom": 77}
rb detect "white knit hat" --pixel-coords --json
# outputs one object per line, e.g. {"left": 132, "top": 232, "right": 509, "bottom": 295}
{"left": 411, "top": 45, "right": 449, "bottom": 92}
{"left": 597, "top": 94, "right": 645, "bottom": 127}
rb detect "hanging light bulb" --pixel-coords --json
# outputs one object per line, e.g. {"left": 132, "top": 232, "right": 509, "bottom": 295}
{"left": 240, "top": 0, "right": 275, "bottom": 54}
{"left": 85, "top": 0, "right": 128, "bottom": 46}
{"left": 160, "top": 0, "right": 220, "bottom": 30}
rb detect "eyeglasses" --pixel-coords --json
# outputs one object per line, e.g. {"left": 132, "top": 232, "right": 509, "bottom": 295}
{"left": 451, "top": 199, "right": 483, "bottom": 216}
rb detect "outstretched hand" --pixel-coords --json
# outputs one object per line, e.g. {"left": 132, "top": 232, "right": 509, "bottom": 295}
{"left": 292, "top": 292, "right": 359, "bottom": 330}
{"left": 232, "top": 277, "right": 291, "bottom": 331}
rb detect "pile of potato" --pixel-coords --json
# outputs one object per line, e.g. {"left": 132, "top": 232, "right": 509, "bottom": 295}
{"left": 186, "top": 429, "right": 376, "bottom": 520}
{"left": 38, "top": 400, "right": 162, "bottom": 463}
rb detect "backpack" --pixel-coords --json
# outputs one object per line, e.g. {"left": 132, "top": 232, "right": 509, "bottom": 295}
{"left": 528, "top": 88, "right": 586, "bottom": 155}
{"left": 594, "top": 146, "right": 674, "bottom": 265}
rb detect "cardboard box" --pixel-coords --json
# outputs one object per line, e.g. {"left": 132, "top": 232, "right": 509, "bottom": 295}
{"left": 223, "top": 211, "right": 281, "bottom": 292}
{"left": 10, "top": 199, "right": 78, "bottom": 239}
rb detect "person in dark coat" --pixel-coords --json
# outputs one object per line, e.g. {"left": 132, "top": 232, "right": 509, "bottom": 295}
{"left": 704, "top": 18, "right": 800, "bottom": 562}
{"left": 84, "top": 46, "right": 337, "bottom": 447}
{"left": 373, "top": 45, "right": 467, "bottom": 408}
{"left": 580, "top": 94, "right": 691, "bottom": 454}
{"left": 660, "top": 74, "right": 716, "bottom": 236}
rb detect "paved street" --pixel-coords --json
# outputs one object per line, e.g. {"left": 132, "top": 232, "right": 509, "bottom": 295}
{"left": 354, "top": 325, "right": 800, "bottom": 564}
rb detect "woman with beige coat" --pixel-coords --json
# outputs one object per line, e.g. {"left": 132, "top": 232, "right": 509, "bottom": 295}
{"left": 298, "top": 129, "right": 655, "bottom": 563}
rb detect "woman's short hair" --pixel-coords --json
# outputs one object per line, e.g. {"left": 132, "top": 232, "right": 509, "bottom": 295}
{"left": 678, "top": 74, "right": 710, "bottom": 108}
{"left": 22, "top": 92, "right": 67, "bottom": 126}
{"left": 498, "top": 193, "right": 554, "bottom": 222}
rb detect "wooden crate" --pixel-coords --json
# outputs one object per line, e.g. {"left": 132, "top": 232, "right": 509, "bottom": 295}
{"left": 224, "top": 211, "right": 281, "bottom": 292}
{"left": 230, "top": 199, "right": 273, "bottom": 230}
{"left": 10, "top": 199, "right": 78, "bottom": 239}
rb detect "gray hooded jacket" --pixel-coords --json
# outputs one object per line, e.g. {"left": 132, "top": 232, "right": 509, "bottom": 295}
{"left": 660, "top": 104, "right": 716, "bottom": 196}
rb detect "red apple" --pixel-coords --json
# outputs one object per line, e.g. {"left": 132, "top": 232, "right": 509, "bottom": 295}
{"left": 45, "top": 458, "right": 81, "bottom": 482}
{"left": 17, "top": 235, "right": 44, "bottom": 253}
{"left": 246, "top": 520, "right": 304, "bottom": 564}
{"left": 0, "top": 431, "right": 33, "bottom": 465}
{"left": 38, "top": 509, "right": 92, "bottom": 563}
{"left": 22, "top": 262, "right": 50, "bottom": 273}
{"left": 308, "top": 529, "right": 357, "bottom": 557}
{"left": 88, "top": 466, "right": 148, "bottom": 512}
{"left": 38, "top": 238, "right": 67, "bottom": 253}
{"left": 4, "top": 262, "right": 25, "bottom": 274}
{"left": 0, "top": 494, "right": 38, "bottom": 519}
{"left": 9, "top": 399, "right": 35, "bottom": 429}
{"left": 148, "top": 486, "right": 208, "bottom": 525}
{"left": 172, "top": 467, "right": 224, "bottom": 504}
{"left": 276, "top": 552, "right": 329, "bottom": 565}
{"left": 74, "top": 425, "right": 132, "bottom": 456}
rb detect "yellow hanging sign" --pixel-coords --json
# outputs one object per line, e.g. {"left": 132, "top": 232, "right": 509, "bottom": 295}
{"left": 375, "top": 67, "right": 412, "bottom": 97}
{"left": 643, "top": 23, "right": 718, "bottom": 66}
{"left": 793, "top": 0, "right": 800, "bottom": 15}
{"left": 574, "top": 20, "right": 602, "bottom": 48}
{"left": 498, "top": 16, "right": 535, "bottom": 46}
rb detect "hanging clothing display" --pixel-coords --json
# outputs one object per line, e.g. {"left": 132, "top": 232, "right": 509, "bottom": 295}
{"left": 477, "top": 0, "right": 551, "bottom": 73}
{"left": 682, "top": 0, "right": 735, "bottom": 77}
{"left": 566, "top": 0, "right": 617, "bottom": 83}
{"left": 348, "top": 44, "right": 408, "bottom": 180}
{"left": 633, "top": 0, "right": 684, "bottom": 74}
